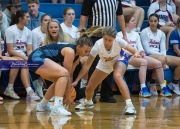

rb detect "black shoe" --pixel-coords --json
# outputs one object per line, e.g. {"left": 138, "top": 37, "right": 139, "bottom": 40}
{"left": 92, "top": 97, "right": 97, "bottom": 103}
{"left": 99, "top": 97, "right": 116, "bottom": 103}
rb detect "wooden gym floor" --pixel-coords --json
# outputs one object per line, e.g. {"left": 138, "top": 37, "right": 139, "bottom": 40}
{"left": 0, "top": 95, "right": 180, "bottom": 129}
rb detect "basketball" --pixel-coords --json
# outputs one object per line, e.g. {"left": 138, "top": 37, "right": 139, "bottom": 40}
{"left": 63, "top": 87, "right": 76, "bottom": 102}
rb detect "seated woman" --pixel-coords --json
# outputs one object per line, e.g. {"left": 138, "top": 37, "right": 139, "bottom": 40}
{"left": 121, "top": 0, "right": 144, "bottom": 32}
{"left": 29, "top": 29, "right": 93, "bottom": 115}
{"left": 61, "top": 7, "right": 79, "bottom": 44}
{"left": 43, "top": 19, "right": 74, "bottom": 46}
{"left": 0, "top": 37, "right": 19, "bottom": 100}
{"left": 148, "top": 0, "right": 175, "bottom": 48}
{"left": 150, "top": 0, "right": 179, "bottom": 23}
{"left": 140, "top": 13, "right": 179, "bottom": 96}
{"left": 5, "top": 10, "right": 40, "bottom": 101}
{"left": 72, "top": 26, "right": 140, "bottom": 115}
{"left": 31, "top": 14, "right": 52, "bottom": 99}
{"left": 117, "top": 15, "right": 168, "bottom": 97}
{"left": 166, "top": 16, "right": 180, "bottom": 94}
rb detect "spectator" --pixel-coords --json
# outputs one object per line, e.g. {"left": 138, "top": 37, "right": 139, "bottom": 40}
{"left": 150, "top": 0, "right": 179, "bottom": 24}
{"left": 0, "top": 3, "right": 8, "bottom": 39}
{"left": 3, "top": 0, "right": 21, "bottom": 26}
{"left": 140, "top": 13, "right": 175, "bottom": 96}
{"left": 26, "top": 0, "right": 45, "bottom": 30}
{"left": 167, "top": 16, "right": 180, "bottom": 95}
{"left": 121, "top": 0, "right": 144, "bottom": 32}
{"left": 61, "top": 7, "right": 79, "bottom": 44}
{"left": 31, "top": 14, "right": 51, "bottom": 98}
{"left": 32, "top": 14, "right": 51, "bottom": 50}
{"left": 117, "top": 15, "right": 167, "bottom": 97}
{"left": 148, "top": 0, "right": 175, "bottom": 49}
{"left": 5, "top": 10, "right": 40, "bottom": 100}
{"left": 43, "top": 19, "right": 74, "bottom": 46}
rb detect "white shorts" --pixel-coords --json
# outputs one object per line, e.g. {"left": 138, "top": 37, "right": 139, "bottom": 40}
{"left": 96, "top": 61, "right": 114, "bottom": 74}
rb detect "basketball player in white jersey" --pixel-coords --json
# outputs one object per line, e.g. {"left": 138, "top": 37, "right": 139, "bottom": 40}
{"left": 151, "top": 0, "right": 180, "bottom": 22}
{"left": 121, "top": 0, "right": 144, "bottom": 32}
{"left": 148, "top": 0, "right": 175, "bottom": 49}
{"left": 141, "top": 13, "right": 180, "bottom": 95}
{"left": 117, "top": 15, "right": 169, "bottom": 97}
{"left": 72, "top": 26, "right": 141, "bottom": 115}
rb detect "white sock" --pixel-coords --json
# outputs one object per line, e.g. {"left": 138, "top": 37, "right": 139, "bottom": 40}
{"left": 40, "top": 98, "right": 49, "bottom": 106}
{"left": 160, "top": 84, "right": 166, "bottom": 89}
{"left": 26, "top": 87, "right": 32, "bottom": 94}
{"left": 85, "top": 99, "right": 93, "bottom": 104}
{"left": 140, "top": 83, "right": 146, "bottom": 89}
{"left": 54, "top": 96, "right": 63, "bottom": 106}
{"left": 7, "top": 84, "right": 14, "bottom": 90}
{"left": 125, "top": 99, "right": 132, "bottom": 106}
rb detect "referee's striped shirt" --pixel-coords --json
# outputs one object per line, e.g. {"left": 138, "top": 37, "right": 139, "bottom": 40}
{"left": 81, "top": 0, "right": 123, "bottom": 28}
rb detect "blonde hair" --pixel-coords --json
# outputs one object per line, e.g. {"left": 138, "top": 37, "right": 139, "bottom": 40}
{"left": 76, "top": 26, "right": 117, "bottom": 47}
{"left": 80, "top": 26, "right": 117, "bottom": 38}
{"left": 43, "top": 19, "right": 74, "bottom": 46}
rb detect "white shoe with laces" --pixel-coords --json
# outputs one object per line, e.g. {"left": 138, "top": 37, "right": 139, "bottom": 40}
{"left": 4, "top": 88, "right": 20, "bottom": 99}
{"left": 168, "top": 82, "right": 180, "bottom": 95}
{"left": 26, "top": 90, "right": 41, "bottom": 101}
{"left": 75, "top": 102, "right": 94, "bottom": 110}
{"left": 124, "top": 104, "right": 136, "bottom": 115}
{"left": 51, "top": 105, "right": 71, "bottom": 116}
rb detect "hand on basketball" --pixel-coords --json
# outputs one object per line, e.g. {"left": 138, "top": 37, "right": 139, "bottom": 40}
{"left": 71, "top": 81, "right": 78, "bottom": 87}
{"left": 64, "top": 96, "right": 73, "bottom": 107}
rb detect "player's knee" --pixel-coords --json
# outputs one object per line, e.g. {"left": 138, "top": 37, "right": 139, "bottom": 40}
{"left": 58, "top": 68, "right": 69, "bottom": 78}
{"left": 140, "top": 59, "right": 147, "bottom": 65}
{"left": 113, "top": 72, "right": 123, "bottom": 81}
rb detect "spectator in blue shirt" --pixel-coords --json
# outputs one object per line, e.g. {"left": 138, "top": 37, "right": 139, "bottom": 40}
{"left": 26, "top": 0, "right": 44, "bottom": 30}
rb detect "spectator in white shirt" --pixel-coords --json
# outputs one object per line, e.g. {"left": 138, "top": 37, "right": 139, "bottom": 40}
{"left": 141, "top": 13, "right": 180, "bottom": 96}
{"left": 5, "top": 10, "right": 40, "bottom": 101}
{"left": 31, "top": 14, "right": 51, "bottom": 99}
{"left": 117, "top": 15, "right": 167, "bottom": 97}
{"left": 61, "top": 7, "right": 79, "bottom": 44}
{"left": 32, "top": 14, "right": 51, "bottom": 51}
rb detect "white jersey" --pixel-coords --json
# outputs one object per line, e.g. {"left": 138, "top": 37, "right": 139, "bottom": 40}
{"left": 32, "top": 26, "right": 46, "bottom": 51}
{"left": 121, "top": 0, "right": 135, "bottom": 7}
{"left": 148, "top": 1, "right": 173, "bottom": 26}
{"left": 60, "top": 22, "right": 79, "bottom": 44}
{"left": 5, "top": 24, "right": 32, "bottom": 56}
{"left": 140, "top": 27, "right": 166, "bottom": 55}
{"left": 150, "top": 0, "right": 176, "bottom": 14}
{"left": 90, "top": 37, "right": 127, "bottom": 66}
{"left": 117, "top": 31, "right": 144, "bottom": 55}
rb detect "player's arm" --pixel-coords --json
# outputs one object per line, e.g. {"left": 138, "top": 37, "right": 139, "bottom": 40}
{"left": 62, "top": 47, "right": 75, "bottom": 101}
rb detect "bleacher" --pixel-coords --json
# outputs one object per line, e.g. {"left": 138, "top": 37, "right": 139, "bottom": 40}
{"left": 18, "top": 0, "right": 150, "bottom": 31}
{"left": 1, "top": 0, "right": 174, "bottom": 93}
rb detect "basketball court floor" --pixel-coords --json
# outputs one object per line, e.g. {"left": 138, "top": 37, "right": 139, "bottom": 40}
{"left": 0, "top": 95, "right": 180, "bottom": 129}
